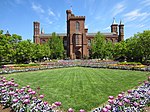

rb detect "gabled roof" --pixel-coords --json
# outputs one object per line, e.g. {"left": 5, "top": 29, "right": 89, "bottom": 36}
{"left": 87, "top": 32, "right": 116, "bottom": 36}
{"left": 39, "top": 32, "right": 117, "bottom": 38}
{"left": 40, "top": 33, "right": 67, "bottom": 37}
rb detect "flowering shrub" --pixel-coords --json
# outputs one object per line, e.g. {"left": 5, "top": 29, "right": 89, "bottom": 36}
{"left": 1, "top": 60, "right": 150, "bottom": 74}
{"left": 92, "top": 76, "right": 150, "bottom": 112}
{"left": 0, "top": 76, "right": 61, "bottom": 112}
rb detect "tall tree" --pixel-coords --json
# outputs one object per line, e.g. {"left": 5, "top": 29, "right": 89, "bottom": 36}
{"left": 91, "top": 32, "right": 107, "bottom": 59}
{"left": 48, "top": 32, "right": 64, "bottom": 59}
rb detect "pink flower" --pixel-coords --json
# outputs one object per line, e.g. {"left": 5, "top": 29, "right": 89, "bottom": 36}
{"left": 14, "top": 84, "right": 18, "bottom": 87}
{"left": 106, "top": 105, "right": 111, "bottom": 110}
{"left": 79, "top": 109, "right": 85, "bottom": 112}
{"left": 68, "top": 108, "right": 74, "bottom": 112}
{"left": 118, "top": 94, "right": 123, "bottom": 99}
{"left": 118, "top": 102, "right": 123, "bottom": 106}
{"left": 31, "top": 91, "right": 36, "bottom": 95}
{"left": 127, "top": 90, "right": 132, "bottom": 94}
{"left": 26, "top": 85, "right": 30, "bottom": 88}
{"left": 144, "top": 81, "right": 149, "bottom": 84}
{"left": 14, "top": 93, "right": 18, "bottom": 97}
{"left": 133, "top": 102, "right": 139, "bottom": 107}
{"left": 44, "top": 102, "right": 48, "bottom": 105}
{"left": 22, "top": 87, "right": 26, "bottom": 89}
{"left": 51, "top": 103, "right": 57, "bottom": 109}
{"left": 102, "top": 107, "right": 108, "bottom": 112}
{"left": 9, "top": 91, "right": 15, "bottom": 95}
{"left": 32, "top": 97, "right": 36, "bottom": 100}
{"left": 147, "top": 90, "right": 150, "bottom": 95}
{"left": 0, "top": 83, "right": 4, "bottom": 87}
{"left": 19, "top": 89, "right": 24, "bottom": 93}
{"left": 16, "top": 89, "right": 19, "bottom": 92}
{"left": 9, "top": 88, "right": 14, "bottom": 91}
{"left": 54, "top": 101, "right": 61, "bottom": 106}
{"left": 124, "top": 98, "right": 130, "bottom": 103}
{"left": 13, "top": 99, "right": 18, "bottom": 103}
{"left": 121, "top": 92, "right": 125, "bottom": 95}
{"left": 27, "top": 88, "right": 32, "bottom": 92}
{"left": 24, "top": 99, "right": 30, "bottom": 104}
{"left": 7, "top": 81, "right": 12, "bottom": 85}
{"left": 108, "top": 96, "right": 114, "bottom": 100}
{"left": 24, "top": 95, "right": 30, "bottom": 99}
{"left": 108, "top": 99, "right": 114, "bottom": 104}
{"left": 40, "top": 95, "right": 44, "bottom": 99}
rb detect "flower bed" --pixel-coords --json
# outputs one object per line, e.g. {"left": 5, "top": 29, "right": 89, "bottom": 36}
{"left": 0, "top": 60, "right": 150, "bottom": 74}
{"left": 0, "top": 76, "right": 62, "bottom": 112}
{"left": 92, "top": 76, "right": 150, "bottom": 112}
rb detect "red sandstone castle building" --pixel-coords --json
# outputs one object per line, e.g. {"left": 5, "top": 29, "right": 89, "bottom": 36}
{"left": 33, "top": 10, "right": 124, "bottom": 59}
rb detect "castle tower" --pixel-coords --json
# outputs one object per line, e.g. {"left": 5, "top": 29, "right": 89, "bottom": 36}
{"left": 111, "top": 18, "right": 118, "bottom": 35}
{"left": 33, "top": 21, "right": 40, "bottom": 44}
{"left": 118, "top": 20, "right": 124, "bottom": 41}
{"left": 66, "top": 10, "right": 87, "bottom": 59}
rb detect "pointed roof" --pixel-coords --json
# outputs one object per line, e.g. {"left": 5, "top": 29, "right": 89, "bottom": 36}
{"left": 5, "top": 30, "right": 11, "bottom": 36}
{"left": 120, "top": 20, "right": 124, "bottom": 25}
{"left": 41, "top": 28, "right": 44, "bottom": 34}
{"left": 112, "top": 18, "right": 117, "bottom": 25}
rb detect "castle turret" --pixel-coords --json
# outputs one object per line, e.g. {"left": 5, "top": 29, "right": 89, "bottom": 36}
{"left": 33, "top": 21, "right": 40, "bottom": 44}
{"left": 5, "top": 30, "right": 11, "bottom": 36}
{"left": 41, "top": 28, "right": 44, "bottom": 34}
{"left": 111, "top": 18, "right": 118, "bottom": 35}
{"left": 118, "top": 20, "right": 124, "bottom": 41}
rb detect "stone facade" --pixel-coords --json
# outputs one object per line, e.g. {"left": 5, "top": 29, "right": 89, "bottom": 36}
{"left": 33, "top": 10, "right": 124, "bottom": 59}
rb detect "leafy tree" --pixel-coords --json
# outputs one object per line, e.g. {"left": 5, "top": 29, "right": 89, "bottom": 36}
{"left": 137, "top": 30, "right": 150, "bottom": 63}
{"left": 91, "top": 32, "right": 113, "bottom": 59}
{"left": 113, "top": 41, "right": 127, "bottom": 60}
{"left": 48, "top": 32, "right": 64, "bottom": 59}
{"left": 105, "top": 40, "right": 114, "bottom": 59}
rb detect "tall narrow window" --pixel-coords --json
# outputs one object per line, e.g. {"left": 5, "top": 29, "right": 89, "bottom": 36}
{"left": 88, "top": 39, "right": 91, "bottom": 46}
{"left": 76, "top": 35, "right": 79, "bottom": 44}
{"left": 76, "top": 21, "right": 80, "bottom": 32}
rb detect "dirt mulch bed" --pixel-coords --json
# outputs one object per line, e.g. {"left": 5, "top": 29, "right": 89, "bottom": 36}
{"left": 0, "top": 104, "right": 13, "bottom": 112}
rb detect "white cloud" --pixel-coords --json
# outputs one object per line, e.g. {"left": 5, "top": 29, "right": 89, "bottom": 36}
{"left": 124, "top": 9, "right": 149, "bottom": 22}
{"left": 141, "top": 0, "right": 150, "bottom": 6}
{"left": 103, "top": 26, "right": 110, "bottom": 31}
{"left": 112, "top": 1, "right": 126, "bottom": 17}
{"left": 137, "top": 24, "right": 145, "bottom": 28}
{"left": 32, "top": 2, "right": 45, "bottom": 14}
{"left": 46, "top": 17, "right": 53, "bottom": 24}
{"left": 48, "top": 9, "right": 55, "bottom": 16}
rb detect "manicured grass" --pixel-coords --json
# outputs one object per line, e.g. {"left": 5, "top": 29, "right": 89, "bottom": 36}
{"left": 5, "top": 67, "right": 149, "bottom": 111}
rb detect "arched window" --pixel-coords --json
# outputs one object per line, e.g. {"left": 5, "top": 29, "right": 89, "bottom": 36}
{"left": 76, "top": 21, "right": 80, "bottom": 32}
{"left": 41, "top": 39, "right": 46, "bottom": 44}
{"left": 88, "top": 39, "right": 91, "bottom": 46}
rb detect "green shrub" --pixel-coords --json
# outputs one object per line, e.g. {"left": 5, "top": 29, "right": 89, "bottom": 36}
{"left": 14, "top": 63, "right": 40, "bottom": 67}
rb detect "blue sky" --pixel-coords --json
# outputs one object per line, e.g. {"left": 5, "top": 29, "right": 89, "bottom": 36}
{"left": 0, "top": 0, "right": 150, "bottom": 41}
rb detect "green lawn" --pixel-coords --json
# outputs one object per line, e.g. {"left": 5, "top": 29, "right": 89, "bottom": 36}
{"left": 5, "top": 67, "right": 149, "bottom": 111}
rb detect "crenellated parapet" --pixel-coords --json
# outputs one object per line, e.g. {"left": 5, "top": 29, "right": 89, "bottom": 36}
{"left": 69, "top": 16, "right": 85, "bottom": 20}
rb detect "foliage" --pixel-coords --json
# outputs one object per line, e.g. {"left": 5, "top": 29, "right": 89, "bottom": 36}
{"left": 118, "top": 62, "right": 142, "bottom": 65}
{"left": 91, "top": 30, "right": 150, "bottom": 64}
{"left": 0, "top": 30, "right": 51, "bottom": 64}
{"left": 91, "top": 32, "right": 113, "bottom": 59}
{"left": 14, "top": 63, "right": 40, "bottom": 67}
{"left": 48, "top": 32, "right": 64, "bottom": 59}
